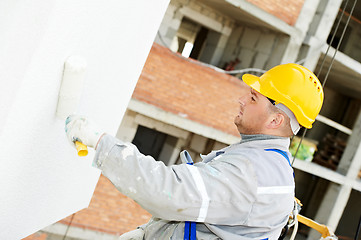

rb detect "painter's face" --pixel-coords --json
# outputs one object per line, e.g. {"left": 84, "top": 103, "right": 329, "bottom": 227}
{"left": 234, "top": 86, "right": 272, "bottom": 135}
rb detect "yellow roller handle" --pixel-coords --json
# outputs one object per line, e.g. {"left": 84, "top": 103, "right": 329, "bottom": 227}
{"left": 297, "top": 214, "right": 332, "bottom": 238}
{"left": 75, "top": 141, "right": 88, "bottom": 156}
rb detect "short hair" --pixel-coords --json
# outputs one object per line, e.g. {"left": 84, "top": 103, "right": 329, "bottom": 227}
{"left": 268, "top": 104, "right": 294, "bottom": 137}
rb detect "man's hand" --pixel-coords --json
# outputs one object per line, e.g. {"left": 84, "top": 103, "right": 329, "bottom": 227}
{"left": 65, "top": 115, "right": 104, "bottom": 149}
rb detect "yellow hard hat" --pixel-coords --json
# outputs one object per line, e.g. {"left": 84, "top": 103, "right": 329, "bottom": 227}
{"left": 242, "top": 63, "right": 324, "bottom": 129}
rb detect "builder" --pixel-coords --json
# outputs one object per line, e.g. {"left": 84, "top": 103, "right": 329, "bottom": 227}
{"left": 65, "top": 63, "right": 324, "bottom": 240}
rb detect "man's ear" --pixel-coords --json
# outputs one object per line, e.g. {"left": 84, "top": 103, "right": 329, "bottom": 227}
{"left": 267, "top": 113, "right": 284, "bottom": 129}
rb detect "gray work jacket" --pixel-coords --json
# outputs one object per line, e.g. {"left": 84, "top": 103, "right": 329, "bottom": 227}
{"left": 93, "top": 134, "right": 295, "bottom": 240}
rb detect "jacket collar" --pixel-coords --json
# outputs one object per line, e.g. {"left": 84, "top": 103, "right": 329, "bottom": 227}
{"left": 236, "top": 134, "right": 291, "bottom": 152}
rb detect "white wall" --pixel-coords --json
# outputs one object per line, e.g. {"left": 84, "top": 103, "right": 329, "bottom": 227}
{"left": 0, "top": 0, "right": 169, "bottom": 239}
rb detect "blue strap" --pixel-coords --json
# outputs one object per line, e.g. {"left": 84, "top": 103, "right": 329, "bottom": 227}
{"left": 264, "top": 148, "right": 291, "bottom": 167}
{"left": 184, "top": 222, "right": 190, "bottom": 240}
{"left": 190, "top": 222, "right": 196, "bottom": 239}
{"left": 184, "top": 221, "right": 196, "bottom": 240}
{"left": 264, "top": 148, "right": 294, "bottom": 178}
{"left": 216, "top": 151, "right": 225, "bottom": 156}
{"left": 184, "top": 158, "right": 196, "bottom": 239}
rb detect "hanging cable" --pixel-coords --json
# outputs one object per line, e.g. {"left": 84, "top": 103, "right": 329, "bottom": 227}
{"left": 316, "top": 0, "right": 350, "bottom": 78}
{"left": 322, "top": 0, "right": 357, "bottom": 87}
{"left": 62, "top": 213, "right": 75, "bottom": 240}
{"left": 291, "top": 128, "right": 308, "bottom": 165}
{"left": 291, "top": 0, "right": 357, "bottom": 166}
{"left": 355, "top": 214, "right": 361, "bottom": 240}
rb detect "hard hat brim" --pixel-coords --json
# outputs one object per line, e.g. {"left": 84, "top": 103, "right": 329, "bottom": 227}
{"left": 242, "top": 74, "right": 263, "bottom": 96}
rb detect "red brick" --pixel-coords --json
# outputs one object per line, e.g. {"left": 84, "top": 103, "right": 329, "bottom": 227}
{"left": 133, "top": 44, "right": 245, "bottom": 136}
{"left": 58, "top": 174, "right": 151, "bottom": 236}
{"left": 23, "top": 232, "right": 48, "bottom": 240}
{"left": 246, "top": 0, "right": 305, "bottom": 25}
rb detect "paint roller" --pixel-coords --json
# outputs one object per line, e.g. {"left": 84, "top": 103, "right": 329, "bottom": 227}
{"left": 56, "top": 55, "right": 88, "bottom": 156}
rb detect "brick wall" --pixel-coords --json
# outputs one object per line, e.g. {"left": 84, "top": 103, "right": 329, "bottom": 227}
{"left": 133, "top": 43, "right": 244, "bottom": 137}
{"left": 60, "top": 174, "right": 151, "bottom": 235}
{"left": 246, "top": 0, "right": 305, "bottom": 25}
{"left": 24, "top": 174, "right": 151, "bottom": 239}
{"left": 23, "top": 232, "right": 48, "bottom": 240}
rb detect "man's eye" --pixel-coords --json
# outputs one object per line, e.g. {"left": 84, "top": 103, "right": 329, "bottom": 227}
{"left": 251, "top": 97, "right": 256, "bottom": 101}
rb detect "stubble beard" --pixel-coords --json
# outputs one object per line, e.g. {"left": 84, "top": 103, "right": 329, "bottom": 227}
{"left": 234, "top": 115, "right": 262, "bottom": 135}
